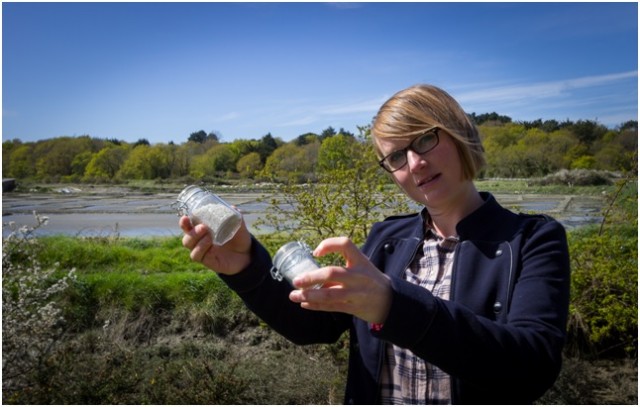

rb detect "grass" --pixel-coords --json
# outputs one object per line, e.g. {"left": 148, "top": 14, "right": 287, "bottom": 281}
{"left": 4, "top": 231, "right": 348, "bottom": 404}
{"left": 39, "top": 235, "right": 193, "bottom": 274}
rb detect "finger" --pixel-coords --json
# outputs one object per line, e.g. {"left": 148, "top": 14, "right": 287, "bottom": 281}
{"left": 313, "top": 237, "right": 368, "bottom": 266}
{"left": 190, "top": 231, "right": 214, "bottom": 263}
{"left": 292, "top": 266, "right": 349, "bottom": 289}
{"left": 290, "top": 286, "right": 361, "bottom": 314}
{"left": 179, "top": 215, "right": 194, "bottom": 232}
{"left": 181, "top": 223, "right": 208, "bottom": 249}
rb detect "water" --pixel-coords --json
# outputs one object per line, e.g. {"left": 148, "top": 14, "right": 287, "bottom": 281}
{"left": 2, "top": 190, "right": 604, "bottom": 238}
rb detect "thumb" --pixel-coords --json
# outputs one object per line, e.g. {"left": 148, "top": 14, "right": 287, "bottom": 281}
{"left": 313, "top": 237, "right": 367, "bottom": 266}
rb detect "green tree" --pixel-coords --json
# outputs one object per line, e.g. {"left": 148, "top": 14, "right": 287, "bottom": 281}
{"left": 256, "top": 133, "right": 280, "bottom": 164}
{"left": 319, "top": 126, "right": 337, "bottom": 141}
{"left": 70, "top": 151, "right": 94, "bottom": 177}
{"left": 84, "top": 145, "right": 130, "bottom": 181}
{"left": 236, "top": 152, "right": 263, "bottom": 179}
{"left": 480, "top": 123, "right": 526, "bottom": 177}
{"left": 257, "top": 126, "right": 411, "bottom": 245}
{"left": 33, "top": 136, "right": 95, "bottom": 180}
{"left": 262, "top": 143, "right": 315, "bottom": 182}
{"left": 7, "top": 144, "right": 36, "bottom": 179}
{"left": 317, "top": 134, "right": 355, "bottom": 172}
{"left": 188, "top": 130, "right": 208, "bottom": 144}
{"left": 189, "top": 144, "right": 237, "bottom": 179}
{"left": 116, "top": 144, "right": 172, "bottom": 180}
{"left": 293, "top": 132, "right": 319, "bottom": 146}
{"left": 2, "top": 139, "right": 21, "bottom": 176}
{"left": 570, "top": 120, "right": 607, "bottom": 147}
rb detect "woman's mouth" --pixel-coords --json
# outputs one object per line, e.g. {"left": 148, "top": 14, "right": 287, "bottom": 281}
{"left": 417, "top": 173, "right": 440, "bottom": 188}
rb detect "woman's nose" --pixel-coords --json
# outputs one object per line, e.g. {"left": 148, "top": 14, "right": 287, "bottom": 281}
{"left": 406, "top": 149, "right": 426, "bottom": 171}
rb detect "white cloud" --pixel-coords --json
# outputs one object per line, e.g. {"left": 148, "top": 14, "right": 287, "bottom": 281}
{"left": 319, "top": 97, "right": 387, "bottom": 115}
{"left": 214, "top": 112, "right": 241, "bottom": 122}
{"left": 457, "top": 71, "right": 637, "bottom": 105}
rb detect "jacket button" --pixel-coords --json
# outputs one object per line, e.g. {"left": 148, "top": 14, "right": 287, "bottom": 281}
{"left": 384, "top": 243, "right": 394, "bottom": 254}
{"left": 493, "top": 301, "right": 503, "bottom": 313}
{"left": 495, "top": 249, "right": 503, "bottom": 256}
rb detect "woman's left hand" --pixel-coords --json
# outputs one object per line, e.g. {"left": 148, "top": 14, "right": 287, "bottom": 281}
{"left": 289, "top": 237, "right": 392, "bottom": 324}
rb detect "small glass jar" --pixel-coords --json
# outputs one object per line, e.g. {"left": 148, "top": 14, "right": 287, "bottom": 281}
{"left": 174, "top": 185, "right": 242, "bottom": 246}
{"left": 270, "top": 241, "right": 321, "bottom": 288}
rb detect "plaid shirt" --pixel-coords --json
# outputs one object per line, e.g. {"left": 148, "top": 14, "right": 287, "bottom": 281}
{"left": 379, "top": 226, "right": 459, "bottom": 404}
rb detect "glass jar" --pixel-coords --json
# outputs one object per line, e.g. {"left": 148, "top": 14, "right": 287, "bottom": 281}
{"left": 174, "top": 185, "right": 242, "bottom": 246}
{"left": 270, "top": 241, "right": 321, "bottom": 288}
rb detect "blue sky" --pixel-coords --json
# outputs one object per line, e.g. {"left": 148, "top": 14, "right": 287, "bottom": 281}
{"left": 2, "top": 2, "right": 638, "bottom": 144}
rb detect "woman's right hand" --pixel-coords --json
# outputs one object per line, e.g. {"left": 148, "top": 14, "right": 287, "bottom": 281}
{"left": 179, "top": 215, "right": 252, "bottom": 275}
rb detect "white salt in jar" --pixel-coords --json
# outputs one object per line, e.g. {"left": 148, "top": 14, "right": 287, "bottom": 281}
{"left": 270, "top": 241, "right": 321, "bottom": 288}
{"left": 174, "top": 185, "right": 242, "bottom": 246}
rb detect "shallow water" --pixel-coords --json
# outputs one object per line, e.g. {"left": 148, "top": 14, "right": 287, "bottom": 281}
{"left": 2, "top": 190, "right": 603, "bottom": 238}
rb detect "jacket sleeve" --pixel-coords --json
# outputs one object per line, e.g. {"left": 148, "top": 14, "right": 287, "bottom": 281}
{"left": 218, "top": 236, "right": 351, "bottom": 345}
{"left": 371, "top": 218, "right": 570, "bottom": 403}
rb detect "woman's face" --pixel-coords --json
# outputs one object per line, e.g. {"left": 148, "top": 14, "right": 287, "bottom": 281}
{"left": 377, "top": 130, "right": 470, "bottom": 210}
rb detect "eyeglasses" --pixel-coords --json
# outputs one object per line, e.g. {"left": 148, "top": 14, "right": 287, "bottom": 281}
{"left": 378, "top": 127, "right": 440, "bottom": 173}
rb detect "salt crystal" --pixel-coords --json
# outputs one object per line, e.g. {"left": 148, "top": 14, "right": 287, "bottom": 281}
{"left": 191, "top": 202, "right": 241, "bottom": 245}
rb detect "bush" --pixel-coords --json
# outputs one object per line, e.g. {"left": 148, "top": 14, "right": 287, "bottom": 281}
{"left": 2, "top": 214, "right": 76, "bottom": 401}
{"left": 566, "top": 224, "right": 637, "bottom": 357}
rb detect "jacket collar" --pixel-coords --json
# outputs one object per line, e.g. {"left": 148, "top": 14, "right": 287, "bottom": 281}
{"left": 418, "top": 192, "right": 512, "bottom": 242}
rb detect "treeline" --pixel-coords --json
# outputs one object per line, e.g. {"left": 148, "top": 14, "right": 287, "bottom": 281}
{"left": 2, "top": 116, "right": 637, "bottom": 183}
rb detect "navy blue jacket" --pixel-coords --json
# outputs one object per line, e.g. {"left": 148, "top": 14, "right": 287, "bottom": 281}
{"left": 220, "top": 192, "right": 570, "bottom": 404}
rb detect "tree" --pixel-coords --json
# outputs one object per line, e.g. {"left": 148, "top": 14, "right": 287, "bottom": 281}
{"left": 207, "top": 131, "right": 221, "bottom": 143}
{"left": 570, "top": 120, "right": 607, "bottom": 146}
{"left": 256, "top": 125, "right": 411, "bottom": 245}
{"left": 2, "top": 139, "right": 22, "bottom": 176}
{"left": 70, "top": 151, "right": 94, "bottom": 177}
{"left": 188, "top": 130, "right": 208, "bottom": 144}
{"left": 236, "top": 152, "right": 263, "bottom": 179}
{"left": 293, "top": 132, "right": 319, "bottom": 146}
{"left": 480, "top": 123, "right": 526, "bottom": 177}
{"left": 116, "top": 144, "right": 172, "bottom": 180}
{"left": 8, "top": 144, "right": 36, "bottom": 179}
{"left": 262, "top": 143, "right": 314, "bottom": 182}
{"left": 317, "top": 133, "right": 356, "bottom": 172}
{"left": 319, "top": 126, "right": 337, "bottom": 141}
{"left": 470, "top": 112, "right": 512, "bottom": 125}
{"left": 256, "top": 133, "right": 280, "bottom": 163}
{"left": 33, "top": 136, "right": 95, "bottom": 180}
{"left": 189, "top": 144, "right": 237, "bottom": 178}
{"left": 84, "top": 145, "right": 130, "bottom": 181}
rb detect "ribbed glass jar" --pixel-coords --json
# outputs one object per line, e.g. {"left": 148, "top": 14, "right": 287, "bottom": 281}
{"left": 270, "top": 241, "right": 321, "bottom": 288}
{"left": 174, "top": 185, "right": 242, "bottom": 246}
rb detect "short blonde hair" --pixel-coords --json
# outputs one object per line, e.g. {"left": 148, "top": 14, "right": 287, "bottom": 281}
{"left": 372, "top": 84, "right": 485, "bottom": 180}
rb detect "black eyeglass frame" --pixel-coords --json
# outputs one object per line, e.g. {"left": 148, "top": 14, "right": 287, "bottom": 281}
{"left": 378, "top": 127, "right": 440, "bottom": 173}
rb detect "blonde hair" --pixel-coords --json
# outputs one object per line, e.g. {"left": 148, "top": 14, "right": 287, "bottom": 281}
{"left": 372, "top": 84, "right": 486, "bottom": 180}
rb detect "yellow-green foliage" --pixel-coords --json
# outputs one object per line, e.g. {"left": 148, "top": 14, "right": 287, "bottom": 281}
{"left": 567, "top": 224, "right": 637, "bottom": 357}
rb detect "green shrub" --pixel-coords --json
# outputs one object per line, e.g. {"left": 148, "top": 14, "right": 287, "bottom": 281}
{"left": 566, "top": 224, "right": 638, "bottom": 357}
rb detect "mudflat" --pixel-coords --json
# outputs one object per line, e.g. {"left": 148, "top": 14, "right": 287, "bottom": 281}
{"left": 2, "top": 185, "right": 268, "bottom": 238}
{"left": 2, "top": 184, "right": 604, "bottom": 238}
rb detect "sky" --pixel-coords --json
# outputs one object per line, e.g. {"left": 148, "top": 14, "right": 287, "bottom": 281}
{"left": 2, "top": 1, "right": 638, "bottom": 144}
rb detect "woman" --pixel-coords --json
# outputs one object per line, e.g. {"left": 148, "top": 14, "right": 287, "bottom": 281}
{"left": 180, "top": 84, "right": 570, "bottom": 404}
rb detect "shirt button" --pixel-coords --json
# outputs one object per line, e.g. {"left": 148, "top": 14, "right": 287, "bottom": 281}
{"left": 384, "top": 243, "right": 394, "bottom": 254}
{"left": 495, "top": 249, "right": 503, "bottom": 256}
{"left": 493, "top": 301, "right": 503, "bottom": 313}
